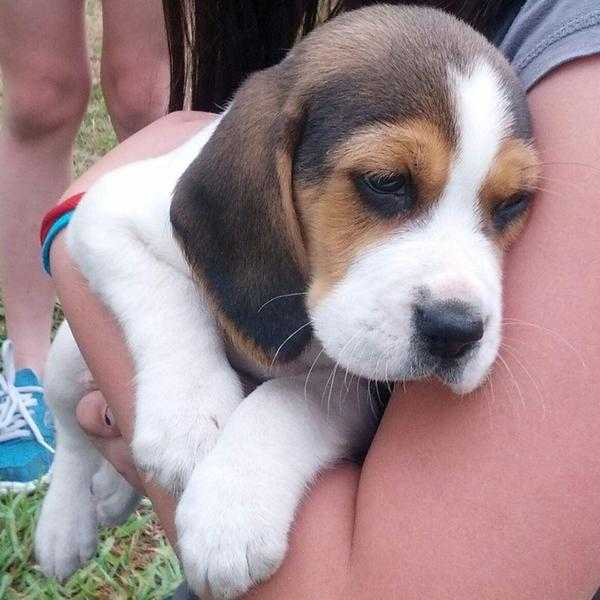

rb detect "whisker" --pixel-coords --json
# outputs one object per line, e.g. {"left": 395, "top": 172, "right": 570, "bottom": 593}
{"left": 525, "top": 160, "right": 600, "bottom": 176}
{"left": 486, "top": 367, "right": 497, "bottom": 426}
{"left": 527, "top": 185, "right": 570, "bottom": 201}
{"left": 366, "top": 378, "right": 376, "bottom": 420}
{"left": 364, "top": 346, "right": 379, "bottom": 420}
{"left": 355, "top": 361, "right": 362, "bottom": 408}
{"left": 343, "top": 333, "right": 363, "bottom": 392}
{"left": 384, "top": 357, "right": 393, "bottom": 394}
{"left": 496, "top": 352, "right": 526, "bottom": 412}
{"left": 533, "top": 174, "right": 589, "bottom": 192}
{"left": 258, "top": 292, "right": 308, "bottom": 313}
{"left": 371, "top": 353, "right": 388, "bottom": 411}
{"left": 502, "top": 318, "right": 587, "bottom": 369}
{"left": 324, "top": 367, "right": 333, "bottom": 416}
{"left": 271, "top": 321, "right": 313, "bottom": 367}
{"left": 490, "top": 357, "right": 513, "bottom": 416}
{"left": 500, "top": 342, "right": 547, "bottom": 420}
{"left": 304, "top": 346, "right": 327, "bottom": 403}
{"left": 336, "top": 332, "right": 362, "bottom": 409}
{"left": 374, "top": 378, "right": 384, "bottom": 409}
{"left": 324, "top": 357, "right": 341, "bottom": 417}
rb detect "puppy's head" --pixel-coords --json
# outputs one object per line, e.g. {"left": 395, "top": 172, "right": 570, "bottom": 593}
{"left": 171, "top": 6, "right": 539, "bottom": 393}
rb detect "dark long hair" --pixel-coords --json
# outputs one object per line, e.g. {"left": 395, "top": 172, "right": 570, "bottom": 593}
{"left": 162, "top": 0, "right": 519, "bottom": 112}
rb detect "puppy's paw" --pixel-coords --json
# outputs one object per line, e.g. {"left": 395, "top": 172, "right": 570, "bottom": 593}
{"left": 92, "top": 462, "right": 141, "bottom": 527}
{"left": 176, "top": 463, "right": 289, "bottom": 599}
{"left": 131, "top": 412, "right": 222, "bottom": 493}
{"left": 131, "top": 377, "right": 242, "bottom": 494}
{"left": 35, "top": 487, "right": 97, "bottom": 581}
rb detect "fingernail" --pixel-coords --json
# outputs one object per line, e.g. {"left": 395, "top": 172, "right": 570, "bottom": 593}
{"left": 104, "top": 407, "right": 113, "bottom": 427}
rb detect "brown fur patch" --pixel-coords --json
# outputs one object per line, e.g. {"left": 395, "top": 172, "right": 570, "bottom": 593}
{"left": 481, "top": 138, "right": 540, "bottom": 202}
{"left": 298, "top": 179, "right": 394, "bottom": 307}
{"left": 480, "top": 138, "right": 540, "bottom": 247}
{"left": 297, "top": 118, "right": 453, "bottom": 305}
{"left": 331, "top": 119, "right": 451, "bottom": 205}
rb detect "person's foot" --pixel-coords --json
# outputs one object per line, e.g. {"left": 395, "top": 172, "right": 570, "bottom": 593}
{"left": 0, "top": 340, "right": 55, "bottom": 494}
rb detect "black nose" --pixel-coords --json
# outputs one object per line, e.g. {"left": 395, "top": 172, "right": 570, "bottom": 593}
{"left": 415, "top": 302, "right": 484, "bottom": 360}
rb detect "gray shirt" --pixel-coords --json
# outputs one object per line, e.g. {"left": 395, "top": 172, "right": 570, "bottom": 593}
{"left": 499, "top": 0, "right": 600, "bottom": 90}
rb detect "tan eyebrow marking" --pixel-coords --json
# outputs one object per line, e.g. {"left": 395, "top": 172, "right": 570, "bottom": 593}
{"left": 480, "top": 137, "right": 540, "bottom": 207}
{"left": 330, "top": 118, "right": 452, "bottom": 207}
{"left": 479, "top": 137, "right": 541, "bottom": 248}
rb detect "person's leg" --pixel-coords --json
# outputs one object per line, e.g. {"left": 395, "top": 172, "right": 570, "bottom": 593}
{"left": 0, "top": 0, "right": 90, "bottom": 375}
{"left": 100, "top": 0, "right": 169, "bottom": 141}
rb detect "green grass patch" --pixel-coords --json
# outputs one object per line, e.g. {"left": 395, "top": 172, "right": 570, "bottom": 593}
{"left": 0, "top": 488, "right": 181, "bottom": 599}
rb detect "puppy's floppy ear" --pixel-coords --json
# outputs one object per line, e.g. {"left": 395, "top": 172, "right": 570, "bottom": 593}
{"left": 170, "top": 65, "right": 310, "bottom": 365}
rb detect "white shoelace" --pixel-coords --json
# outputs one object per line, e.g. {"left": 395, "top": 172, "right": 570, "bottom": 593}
{"left": 0, "top": 340, "right": 54, "bottom": 453}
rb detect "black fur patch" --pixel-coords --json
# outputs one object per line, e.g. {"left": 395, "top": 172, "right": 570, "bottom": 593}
{"left": 170, "top": 68, "right": 312, "bottom": 363}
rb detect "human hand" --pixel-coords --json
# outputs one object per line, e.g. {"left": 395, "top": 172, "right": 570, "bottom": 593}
{"left": 75, "top": 390, "right": 145, "bottom": 493}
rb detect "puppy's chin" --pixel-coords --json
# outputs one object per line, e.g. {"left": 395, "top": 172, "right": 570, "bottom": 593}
{"left": 447, "top": 333, "right": 501, "bottom": 395}
{"left": 448, "top": 372, "right": 486, "bottom": 395}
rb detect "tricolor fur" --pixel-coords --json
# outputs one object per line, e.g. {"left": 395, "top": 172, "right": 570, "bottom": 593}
{"left": 36, "top": 6, "right": 539, "bottom": 599}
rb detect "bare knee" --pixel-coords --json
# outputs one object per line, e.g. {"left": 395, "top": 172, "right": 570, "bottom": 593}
{"left": 3, "top": 61, "right": 91, "bottom": 142}
{"left": 101, "top": 55, "right": 169, "bottom": 140}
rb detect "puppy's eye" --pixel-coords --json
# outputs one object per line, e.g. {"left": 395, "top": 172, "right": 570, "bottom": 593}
{"left": 356, "top": 172, "right": 416, "bottom": 217}
{"left": 364, "top": 173, "right": 408, "bottom": 194}
{"left": 493, "top": 194, "right": 531, "bottom": 230}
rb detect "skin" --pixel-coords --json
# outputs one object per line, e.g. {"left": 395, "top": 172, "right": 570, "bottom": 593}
{"left": 51, "top": 55, "right": 600, "bottom": 598}
{"left": 0, "top": 0, "right": 168, "bottom": 375}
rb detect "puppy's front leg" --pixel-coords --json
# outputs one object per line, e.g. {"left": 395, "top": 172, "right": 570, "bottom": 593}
{"left": 177, "top": 370, "right": 378, "bottom": 600}
{"left": 67, "top": 169, "right": 244, "bottom": 493}
{"left": 121, "top": 262, "right": 243, "bottom": 493}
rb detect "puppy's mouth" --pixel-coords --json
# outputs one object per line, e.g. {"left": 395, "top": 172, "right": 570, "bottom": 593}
{"left": 433, "top": 359, "right": 470, "bottom": 389}
{"left": 433, "top": 351, "right": 490, "bottom": 395}
{"left": 366, "top": 343, "right": 484, "bottom": 395}
{"left": 313, "top": 301, "right": 495, "bottom": 395}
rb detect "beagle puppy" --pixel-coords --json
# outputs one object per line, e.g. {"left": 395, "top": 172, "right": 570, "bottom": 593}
{"left": 36, "top": 5, "right": 539, "bottom": 599}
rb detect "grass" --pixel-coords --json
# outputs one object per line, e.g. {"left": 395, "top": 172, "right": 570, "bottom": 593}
{"left": 0, "top": 2, "right": 182, "bottom": 598}
{"left": 0, "top": 491, "right": 181, "bottom": 600}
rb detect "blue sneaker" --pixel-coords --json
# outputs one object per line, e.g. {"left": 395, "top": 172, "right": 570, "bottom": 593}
{"left": 0, "top": 340, "right": 55, "bottom": 494}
